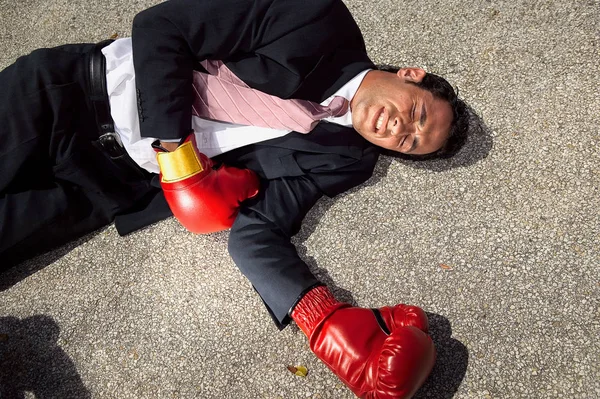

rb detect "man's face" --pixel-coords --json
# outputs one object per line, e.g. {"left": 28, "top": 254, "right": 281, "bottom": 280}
{"left": 350, "top": 68, "right": 453, "bottom": 155}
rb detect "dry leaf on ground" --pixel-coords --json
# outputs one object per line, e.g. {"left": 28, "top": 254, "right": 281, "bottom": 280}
{"left": 287, "top": 365, "right": 308, "bottom": 377}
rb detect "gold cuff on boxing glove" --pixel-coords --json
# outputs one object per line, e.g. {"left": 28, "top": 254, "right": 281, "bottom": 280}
{"left": 156, "top": 140, "right": 204, "bottom": 183}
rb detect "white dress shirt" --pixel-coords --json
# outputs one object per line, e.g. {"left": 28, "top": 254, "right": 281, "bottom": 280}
{"left": 102, "top": 38, "right": 370, "bottom": 174}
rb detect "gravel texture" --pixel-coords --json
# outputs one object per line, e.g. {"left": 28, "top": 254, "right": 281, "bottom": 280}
{"left": 1, "top": 0, "right": 599, "bottom": 398}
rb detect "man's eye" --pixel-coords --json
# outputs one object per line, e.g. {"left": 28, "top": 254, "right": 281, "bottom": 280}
{"left": 405, "top": 135, "right": 416, "bottom": 152}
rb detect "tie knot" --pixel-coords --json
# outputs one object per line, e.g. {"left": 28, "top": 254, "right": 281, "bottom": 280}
{"left": 327, "top": 96, "right": 349, "bottom": 118}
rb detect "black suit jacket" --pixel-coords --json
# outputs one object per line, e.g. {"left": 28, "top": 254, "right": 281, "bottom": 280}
{"left": 122, "top": 0, "right": 380, "bottom": 325}
{"left": 132, "top": 0, "right": 374, "bottom": 138}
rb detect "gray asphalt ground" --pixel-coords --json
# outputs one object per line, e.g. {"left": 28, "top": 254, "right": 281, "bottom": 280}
{"left": 1, "top": 0, "right": 599, "bottom": 398}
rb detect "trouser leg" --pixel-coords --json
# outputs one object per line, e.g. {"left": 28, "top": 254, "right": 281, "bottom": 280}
{"left": 0, "top": 183, "right": 113, "bottom": 268}
{"left": 1, "top": 185, "right": 70, "bottom": 256}
{"left": 0, "top": 44, "right": 151, "bottom": 267}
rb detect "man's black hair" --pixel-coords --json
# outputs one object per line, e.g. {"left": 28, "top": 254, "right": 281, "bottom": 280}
{"left": 377, "top": 65, "right": 469, "bottom": 160}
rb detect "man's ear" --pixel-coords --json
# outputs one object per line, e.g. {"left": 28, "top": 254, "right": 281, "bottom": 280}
{"left": 397, "top": 68, "right": 426, "bottom": 83}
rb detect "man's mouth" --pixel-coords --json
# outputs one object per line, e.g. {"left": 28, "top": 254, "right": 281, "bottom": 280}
{"left": 376, "top": 112, "right": 384, "bottom": 130}
{"left": 374, "top": 109, "right": 387, "bottom": 134}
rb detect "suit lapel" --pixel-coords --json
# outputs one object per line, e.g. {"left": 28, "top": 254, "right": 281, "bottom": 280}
{"left": 254, "top": 122, "right": 365, "bottom": 159}
{"left": 214, "top": 122, "right": 372, "bottom": 181}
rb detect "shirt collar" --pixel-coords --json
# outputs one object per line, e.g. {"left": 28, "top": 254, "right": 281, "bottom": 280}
{"left": 321, "top": 69, "right": 372, "bottom": 127}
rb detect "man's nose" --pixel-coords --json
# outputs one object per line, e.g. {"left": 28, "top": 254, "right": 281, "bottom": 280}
{"left": 390, "top": 117, "right": 415, "bottom": 136}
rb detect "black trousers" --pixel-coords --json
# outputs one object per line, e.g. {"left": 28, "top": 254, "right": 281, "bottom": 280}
{"left": 0, "top": 44, "right": 154, "bottom": 268}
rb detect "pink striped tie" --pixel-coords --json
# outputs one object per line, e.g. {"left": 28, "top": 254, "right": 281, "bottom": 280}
{"left": 191, "top": 60, "right": 349, "bottom": 133}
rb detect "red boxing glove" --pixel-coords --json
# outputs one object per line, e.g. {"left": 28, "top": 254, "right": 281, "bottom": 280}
{"left": 154, "top": 134, "right": 259, "bottom": 233}
{"left": 291, "top": 286, "right": 435, "bottom": 399}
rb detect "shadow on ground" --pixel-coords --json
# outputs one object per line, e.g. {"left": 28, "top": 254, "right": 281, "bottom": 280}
{"left": 414, "top": 313, "right": 469, "bottom": 398}
{"left": 0, "top": 315, "right": 91, "bottom": 398}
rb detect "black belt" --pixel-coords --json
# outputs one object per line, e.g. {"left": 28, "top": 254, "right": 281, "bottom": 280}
{"left": 86, "top": 40, "right": 148, "bottom": 178}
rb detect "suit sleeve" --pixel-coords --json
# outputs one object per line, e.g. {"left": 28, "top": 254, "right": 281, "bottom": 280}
{"left": 131, "top": 0, "right": 338, "bottom": 140}
{"left": 227, "top": 176, "right": 324, "bottom": 324}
